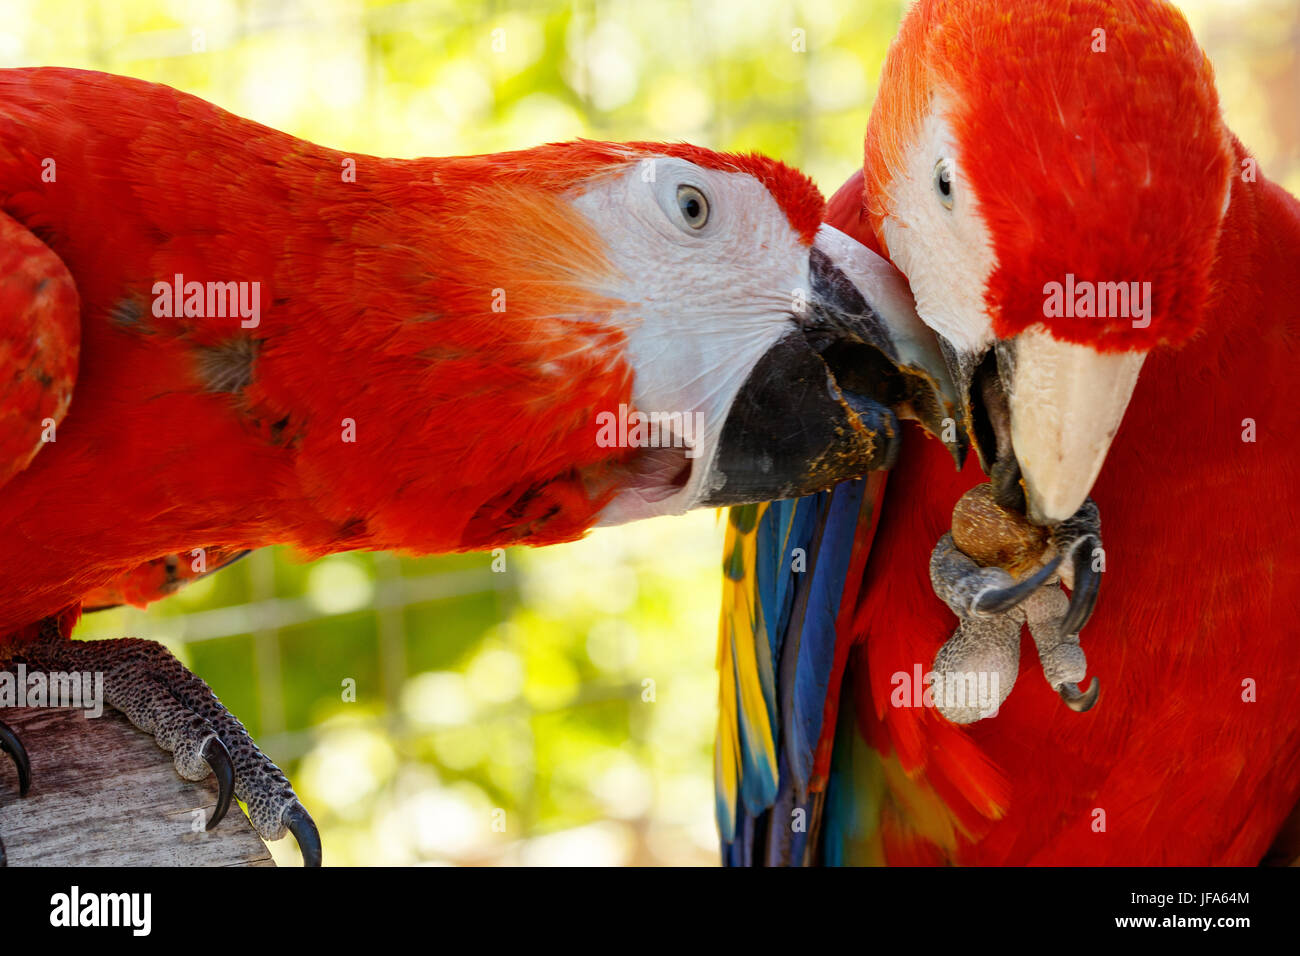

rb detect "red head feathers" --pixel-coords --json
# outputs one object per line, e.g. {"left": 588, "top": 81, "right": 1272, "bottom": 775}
{"left": 864, "top": 0, "right": 1231, "bottom": 352}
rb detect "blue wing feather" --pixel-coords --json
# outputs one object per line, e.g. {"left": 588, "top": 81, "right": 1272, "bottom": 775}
{"left": 784, "top": 479, "right": 865, "bottom": 791}
{"left": 717, "top": 478, "right": 867, "bottom": 864}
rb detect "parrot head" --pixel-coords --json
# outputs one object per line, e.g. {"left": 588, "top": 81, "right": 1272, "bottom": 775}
{"left": 858, "top": 0, "right": 1234, "bottom": 525}
{"left": 423, "top": 140, "right": 962, "bottom": 547}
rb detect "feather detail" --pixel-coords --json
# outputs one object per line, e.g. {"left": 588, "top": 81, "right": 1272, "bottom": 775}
{"left": 716, "top": 480, "right": 871, "bottom": 862}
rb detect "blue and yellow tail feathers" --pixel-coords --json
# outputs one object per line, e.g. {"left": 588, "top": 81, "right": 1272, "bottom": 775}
{"left": 714, "top": 480, "right": 868, "bottom": 862}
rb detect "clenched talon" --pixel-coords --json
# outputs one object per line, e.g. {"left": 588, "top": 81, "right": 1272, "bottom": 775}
{"left": 0, "top": 719, "right": 31, "bottom": 797}
{"left": 0, "top": 718, "right": 29, "bottom": 869}
{"left": 201, "top": 735, "right": 234, "bottom": 829}
{"left": 284, "top": 801, "right": 322, "bottom": 867}
{"left": 1051, "top": 499, "right": 1102, "bottom": 635}
{"left": 1023, "top": 585, "right": 1098, "bottom": 706}
{"left": 929, "top": 531, "right": 1059, "bottom": 619}
{"left": 1060, "top": 678, "right": 1101, "bottom": 712}
{"left": 19, "top": 634, "right": 322, "bottom": 866}
{"left": 928, "top": 484, "right": 1104, "bottom": 723}
{"left": 971, "top": 553, "right": 1062, "bottom": 615}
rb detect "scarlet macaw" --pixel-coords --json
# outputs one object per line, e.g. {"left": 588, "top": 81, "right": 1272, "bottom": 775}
{"left": 717, "top": 0, "right": 1300, "bottom": 865}
{"left": 0, "top": 68, "right": 962, "bottom": 865}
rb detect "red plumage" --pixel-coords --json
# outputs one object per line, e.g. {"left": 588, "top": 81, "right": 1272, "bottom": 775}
{"left": 0, "top": 68, "right": 823, "bottom": 649}
{"left": 832, "top": 0, "right": 1300, "bottom": 864}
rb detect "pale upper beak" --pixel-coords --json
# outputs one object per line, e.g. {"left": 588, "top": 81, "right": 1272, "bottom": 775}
{"left": 1004, "top": 329, "right": 1146, "bottom": 524}
{"left": 943, "top": 325, "right": 1146, "bottom": 526}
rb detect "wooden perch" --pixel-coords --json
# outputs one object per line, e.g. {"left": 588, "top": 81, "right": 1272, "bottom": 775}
{"left": 0, "top": 706, "right": 272, "bottom": 866}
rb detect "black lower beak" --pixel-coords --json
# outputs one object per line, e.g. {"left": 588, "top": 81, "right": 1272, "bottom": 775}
{"left": 700, "top": 327, "right": 901, "bottom": 505}
{"left": 940, "top": 336, "right": 1028, "bottom": 512}
{"left": 701, "top": 227, "right": 967, "bottom": 507}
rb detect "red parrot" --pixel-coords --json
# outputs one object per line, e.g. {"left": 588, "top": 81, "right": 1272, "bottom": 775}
{"left": 716, "top": 0, "right": 1300, "bottom": 865}
{"left": 0, "top": 68, "right": 963, "bottom": 865}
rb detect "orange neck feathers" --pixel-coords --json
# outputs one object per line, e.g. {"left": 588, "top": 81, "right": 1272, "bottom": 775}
{"left": 0, "top": 70, "right": 648, "bottom": 632}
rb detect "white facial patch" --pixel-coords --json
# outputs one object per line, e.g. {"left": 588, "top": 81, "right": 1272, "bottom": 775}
{"left": 878, "top": 102, "right": 998, "bottom": 359}
{"left": 569, "top": 156, "right": 810, "bottom": 525}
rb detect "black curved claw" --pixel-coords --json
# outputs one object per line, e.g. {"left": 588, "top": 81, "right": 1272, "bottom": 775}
{"left": 1059, "top": 677, "right": 1100, "bottom": 713}
{"left": 1061, "top": 535, "right": 1101, "bottom": 636}
{"left": 284, "top": 801, "right": 322, "bottom": 867}
{"left": 0, "top": 720, "right": 31, "bottom": 797}
{"left": 200, "top": 736, "right": 234, "bottom": 830}
{"left": 973, "top": 553, "right": 1063, "bottom": 616}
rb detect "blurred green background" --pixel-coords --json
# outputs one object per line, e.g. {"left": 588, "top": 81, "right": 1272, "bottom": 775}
{"left": 2, "top": 0, "right": 1295, "bottom": 865}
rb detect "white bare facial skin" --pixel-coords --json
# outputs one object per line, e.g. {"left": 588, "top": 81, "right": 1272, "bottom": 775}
{"left": 570, "top": 157, "right": 810, "bottom": 525}
{"left": 879, "top": 103, "right": 998, "bottom": 361}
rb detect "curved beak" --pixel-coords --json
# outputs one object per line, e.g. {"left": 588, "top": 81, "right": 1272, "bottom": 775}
{"left": 701, "top": 225, "right": 967, "bottom": 506}
{"left": 941, "top": 326, "right": 1146, "bottom": 525}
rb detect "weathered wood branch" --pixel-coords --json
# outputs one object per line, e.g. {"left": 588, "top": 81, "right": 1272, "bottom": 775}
{"left": 0, "top": 706, "right": 272, "bottom": 866}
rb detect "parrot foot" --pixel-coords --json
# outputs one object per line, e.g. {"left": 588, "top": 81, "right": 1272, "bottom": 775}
{"left": 1049, "top": 497, "right": 1103, "bottom": 637}
{"left": 930, "top": 581, "right": 1099, "bottom": 724}
{"left": 928, "top": 496, "right": 1104, "bottom": 723}
{"left": 13, "top": 635, "right": 321, "bottom": 865}
{"left": 930, "top": 612, "right": 1021, "bottom": 722}
{"left": 930, "top": 490, "right": 1102, "bottom": 632}
{"left": 0, "top": 718, "right": 32, "bottom": 867}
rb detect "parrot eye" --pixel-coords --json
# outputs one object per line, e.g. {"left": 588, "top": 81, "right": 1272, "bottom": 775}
{"left": 934, "top": 159, "right": 954, "bottom": 210}
{"left": 676, "top": 185, "right": 710, "bottom": 229}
